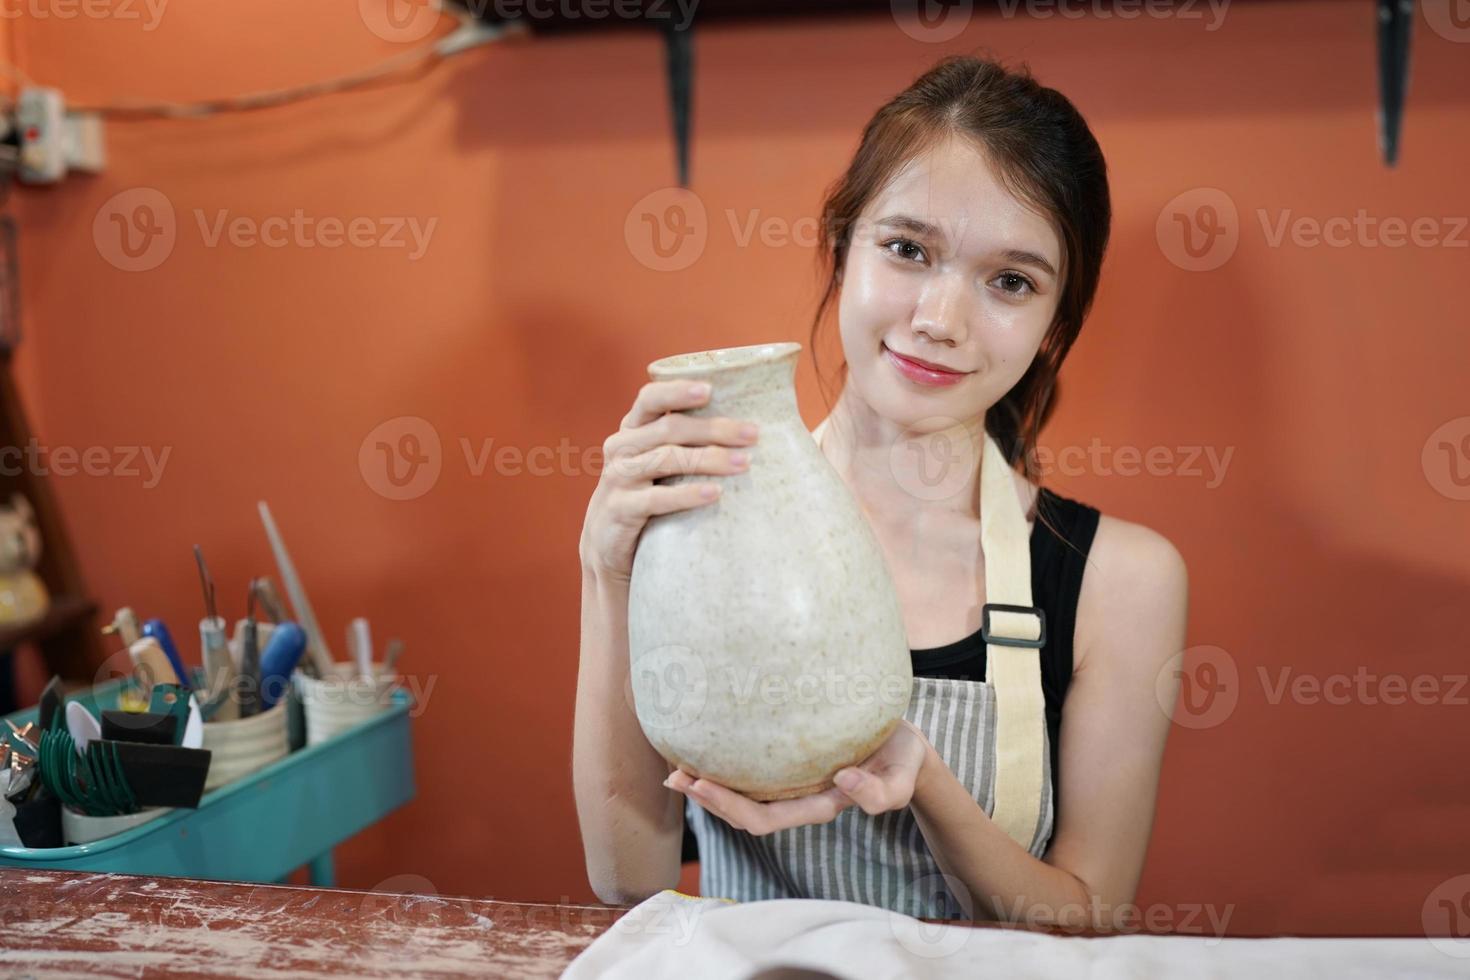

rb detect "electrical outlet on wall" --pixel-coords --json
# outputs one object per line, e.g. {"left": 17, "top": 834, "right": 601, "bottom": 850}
{"left": 16, "top": 87, "right": 65, "bottom": 183}
{"left": 14, "top": 87, "right": 105, "bottom": 184}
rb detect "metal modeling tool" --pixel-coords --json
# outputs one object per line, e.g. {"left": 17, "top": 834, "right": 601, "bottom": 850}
{"left": 194, "top": 545, "right": 238, "bottom": 722}
{"left": 238, "top": 583, "right": 262, "bottom": 717}
{"left": 257, "top": 501, "right": 335, "bottom": 676}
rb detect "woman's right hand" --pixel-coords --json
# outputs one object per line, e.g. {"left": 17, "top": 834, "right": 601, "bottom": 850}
{"left": 580, "top": 380, "right": 760, "bottom": 584}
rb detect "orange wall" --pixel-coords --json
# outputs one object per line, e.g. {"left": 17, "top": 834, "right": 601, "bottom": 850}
{"left": 6, "top": 0, "right": 1469, "bottom": 936}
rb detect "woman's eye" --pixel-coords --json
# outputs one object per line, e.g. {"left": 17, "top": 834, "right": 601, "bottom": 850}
{"left": 880, "top": 238, "right": 926, "bottom": 264}
{"left": 994, "top": 272, "right": 1036, "bottom": 297}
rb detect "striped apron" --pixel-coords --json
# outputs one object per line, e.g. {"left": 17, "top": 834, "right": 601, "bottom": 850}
{"left": 683, "top": 417, "right": 1053, "bottom": 920}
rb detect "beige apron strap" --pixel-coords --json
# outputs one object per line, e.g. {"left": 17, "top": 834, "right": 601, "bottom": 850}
{"left": 814, "top": 415, "right": 1044, "bottom": 848}
{"left": 979, "top": 429, "right": 1045, "bottom": 851}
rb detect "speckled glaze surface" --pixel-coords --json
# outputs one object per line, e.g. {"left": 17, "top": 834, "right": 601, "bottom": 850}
{"left": 627, "top": 342, "right": 913, "bottom": 800}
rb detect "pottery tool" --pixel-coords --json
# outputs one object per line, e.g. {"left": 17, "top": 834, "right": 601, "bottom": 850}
{"left": 38, "top": 677, "right": 62, "bottom": 734}
{"left": 193, "top": 544, "right": 239, "bottom": 721}
{"left": 230, "top": 617, "right": 277, "bottom": 665}
{"left": 101, "top": 607, "right": 143, "bottom": 647}
{"left": 258, "top": 501, "right": 334, "bottom": 677}
{"left": 258, "top": 622, "right": 307, "bottom": 709}
{"left": 238, "top": 585, "right": 262, "bottom": 718}
{"left": 181, "top": 695, "right": 203, "bottom": 749}
{"left": 129, "top": 637, "right": 182, "bottom": 692}
{"left": 193, "top": 544, "right": 220, "bottom": 621}
{"left": 0, "top": 779, "right": 19, "bottom": 847}
{"left": 64, "top": 701, "right": 101, "bottom": 756}
{"left": 110, "top": 740, "right": 210, "bottom": 808}
{"left": 199, "top": 615, "right": 237, "bottom": 722}
{"left": 380, "top": 638, "right": 404, "bottom": 679}
{"left": 147, "top": 684, "right": 192, "bottom": 744}
{"left": 6, "top": 718, "right": 37, "bottom": 752}
{"left": 348, "top": 617, "right": 373, "bottom": 681}
{"left": 100, "top": 709, "right": 178, "bottom": 746}
{"left": 142, "top": 619, "right": 192, "bottom": 693}
{"left": 253, "top": 576, "right": 288, "bottom": 624}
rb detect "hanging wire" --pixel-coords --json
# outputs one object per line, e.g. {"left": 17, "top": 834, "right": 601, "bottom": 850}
{"left": 0, "top": 12, "right": 518, "bottom": 121}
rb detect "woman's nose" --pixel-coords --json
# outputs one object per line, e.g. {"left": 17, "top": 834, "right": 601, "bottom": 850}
{"left": 909, "top": 273, "right": 969, "bottom": 345}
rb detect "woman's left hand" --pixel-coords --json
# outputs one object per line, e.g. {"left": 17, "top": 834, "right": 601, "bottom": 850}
{"left": 664, "top": 719, "right": 931, "bottom": 836}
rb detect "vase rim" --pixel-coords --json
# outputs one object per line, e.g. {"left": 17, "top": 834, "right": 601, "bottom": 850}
{"left": 647, "top": 341, "right": 801, "bottom": 378}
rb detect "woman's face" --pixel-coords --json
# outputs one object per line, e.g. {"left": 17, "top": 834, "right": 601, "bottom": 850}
{"left": 836, "top": 136, "right": 1065, "bottom": 434}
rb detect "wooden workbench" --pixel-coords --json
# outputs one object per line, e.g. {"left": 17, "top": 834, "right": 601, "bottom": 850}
{"left": 0, "top": 868, "right": 628, "bottom": 978}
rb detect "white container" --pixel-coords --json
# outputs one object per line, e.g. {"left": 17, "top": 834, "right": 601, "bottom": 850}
{"left": 295, "top": 663, "right": 397, "bottom": 746}
{"left": 200, "top": 699, "right": 291, "bottom": 791}
{"left": 62, "top": 805, "right": 172, "bottom": 845}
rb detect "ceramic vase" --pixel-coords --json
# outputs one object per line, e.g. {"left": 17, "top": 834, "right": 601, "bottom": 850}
{"left": 627, "top": 342, "right": 912, "bottom": 800}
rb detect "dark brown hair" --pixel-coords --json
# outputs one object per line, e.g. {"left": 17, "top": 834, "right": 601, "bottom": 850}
{"left": 810, "top": 54, "right": 1111, "bottom": 502}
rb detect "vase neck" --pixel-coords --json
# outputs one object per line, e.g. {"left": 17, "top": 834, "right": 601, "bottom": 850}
{"left": 698, "top": 355, "right": 799, "bottom": 427}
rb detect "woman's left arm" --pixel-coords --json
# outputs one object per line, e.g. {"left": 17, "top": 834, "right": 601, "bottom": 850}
{"left": 909, "top": 516, "right": 1189, "bottom": 929}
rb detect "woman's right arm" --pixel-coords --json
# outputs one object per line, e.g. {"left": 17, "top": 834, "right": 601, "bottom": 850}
{"left": 573, "top": 380, "right": 758, "bottom": 905}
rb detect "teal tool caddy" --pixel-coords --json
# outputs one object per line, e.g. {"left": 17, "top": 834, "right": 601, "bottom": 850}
{"left": 0, "top": 677, "right": 414, "bottom": 886}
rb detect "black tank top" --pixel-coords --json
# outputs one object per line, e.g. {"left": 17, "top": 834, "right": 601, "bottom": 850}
{"left": 909, "top": 485, "right": 1100, "bottom": 819}
{"left": 679, "top": 485, "right": 1101, "bottom": 863}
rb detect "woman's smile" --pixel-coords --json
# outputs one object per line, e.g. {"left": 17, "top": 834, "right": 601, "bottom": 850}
{"left": 881, "top": 341, "right": 972, "bottom": 387}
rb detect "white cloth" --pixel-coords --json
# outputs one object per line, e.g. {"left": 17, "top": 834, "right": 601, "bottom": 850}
{"left": 560, "top": 890, "right": 1465, "bottom": 980}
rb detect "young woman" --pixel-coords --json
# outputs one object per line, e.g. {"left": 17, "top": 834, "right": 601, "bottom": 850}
{"left": 575, "top": 55, "right": 1188, "bottom": 928}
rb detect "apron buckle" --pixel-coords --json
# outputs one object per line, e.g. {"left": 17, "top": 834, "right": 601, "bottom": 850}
{"left": 980, "top": 603, "right": 1047, "bottom": 649}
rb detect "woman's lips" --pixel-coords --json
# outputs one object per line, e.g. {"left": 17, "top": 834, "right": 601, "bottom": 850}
{"left": 882, "top": 343, "right": 970, "bottom": 387}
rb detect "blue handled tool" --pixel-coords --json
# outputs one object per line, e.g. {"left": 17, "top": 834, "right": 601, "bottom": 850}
{"left": 258, "top": 621, "right": 307, "bottom": 709}
{"left": 142, "top": 619, "right": 192, "bottom": 692}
